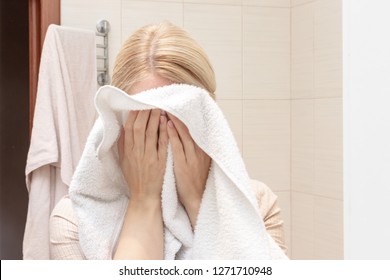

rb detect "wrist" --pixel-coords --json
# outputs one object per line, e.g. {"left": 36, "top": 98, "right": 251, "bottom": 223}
{"left": 181, "top": 197, "right": 202, "bottom": 230}
{"left": 129, "top": 195, "right": 161, "bottom": 210}
{"left": 179, "top": 189, "right": 203, "bottom": 210}
{"left": 182, "top": 197, "right": 201, "bottom": 212}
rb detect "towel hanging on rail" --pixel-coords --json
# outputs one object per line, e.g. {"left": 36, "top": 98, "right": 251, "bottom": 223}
{"left": 23, "top": 24, "right": 97, "bottom": 259}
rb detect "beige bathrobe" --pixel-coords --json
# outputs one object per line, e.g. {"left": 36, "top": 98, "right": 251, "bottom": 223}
{"left": 49, "top": 179, "right": 288, "bottom": 259}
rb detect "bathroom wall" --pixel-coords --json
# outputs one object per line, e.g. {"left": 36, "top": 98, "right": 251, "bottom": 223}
{"left": 59, "top": 0, "right": 337, "bottom": 259}
{"left": 291, "top": 0, "right": 343, "bottom": 259}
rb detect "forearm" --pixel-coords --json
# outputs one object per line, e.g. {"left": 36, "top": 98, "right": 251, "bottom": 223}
{"left": 183, "top": 198, "right": 201, "bottom": 230}
{"left": 113, "top": 197, "right": 164, "bottom": 260}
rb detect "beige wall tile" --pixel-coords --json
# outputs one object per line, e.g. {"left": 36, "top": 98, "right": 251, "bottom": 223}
{"left": 292, "top": 3, "right": 314, "bottom": 53}
{"left": 217, "top": 100, "right": 243, "bottom": 153}
{"left": 313, "top": 196, "right": 343, "bottom": 259}
{"left": 121, "top": 0, "right": 183, "bottom": 41}
{"left": 291, "top": 0, "right": 314, "bottom": 7}
{"left": 291, "top": 3, "right": 314, "bottom": 99}
{"left": 243, "top": 6, "right": 290, "bottom": 99}
{"left": 291, "top": 0, "right": 343, "bottom": 259}
{"left": 315, "top": 0, "right": 342, "bottom": 49}
{"left": 61, "top": 0, "right": 122, "bottom": 78}
{"left": 292, "top": 192, "right": 343, "bottom": 259}
{"left": 243, "top": 0, "right": 290, "bottom": 7}
{"left": 291, "top": 192, "right": 315, "bottom": 259}
{"left": 314, "top": 98, "right": 343, "bottom": 200}
{"left": 243, "top": 100, "right": 290, "bottom": 192}
{"left": 184, "top": 0, "right": 241, "bottom": 5}
{"left": 291, "top": 100, "right": 314, "bottom": 194}
{"left": 314, "top": 49, "right": 342, "bottom": 98}
{"left": 292, "top": 52, "right": 314, "bottom": 99}
{"left": 273, "top": 191, "right": 291, "bottom": 258}
{"left": 141, "top": 0, "right": 182, "bottom": 2}
{"left": 314, "top": 0, "right": 342, "bottom": 98}
{"left": 184, "top": 4, "right": 242, "bottom": 100}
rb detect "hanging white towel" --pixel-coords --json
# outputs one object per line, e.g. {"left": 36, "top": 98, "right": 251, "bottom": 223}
{"left": 69, "top": 84, "right": 288, "bottom": 260}
{"left": 23, "top": 24, "right": 97, "bottom": 259}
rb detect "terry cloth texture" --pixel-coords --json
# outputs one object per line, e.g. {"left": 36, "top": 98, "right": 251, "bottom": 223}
{"left": 69, "top": 84, "right": 288, "bottom": 260}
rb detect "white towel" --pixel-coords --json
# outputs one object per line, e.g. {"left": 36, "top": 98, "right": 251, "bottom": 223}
{"left": 69, "top": 84, "right": 287, "bottom": 260}
{"left": 23, "top": 24, "right": 97, "bottom": 259}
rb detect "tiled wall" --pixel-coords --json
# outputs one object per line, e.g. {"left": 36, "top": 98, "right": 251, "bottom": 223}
{"left": 61, "top": 0, "right": 342, "bottom": 259}
{"left": 291, "top": 0, "right": 343, "bottom": 259}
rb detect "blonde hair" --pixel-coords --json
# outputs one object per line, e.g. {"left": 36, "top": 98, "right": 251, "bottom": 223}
{"left": 112, "top": 22, "right": 216, "bottom": 99}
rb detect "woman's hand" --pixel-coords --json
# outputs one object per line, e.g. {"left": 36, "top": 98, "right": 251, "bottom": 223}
{"left": 117, "top": 109, "right": 168, "bottom": 201}
{"left": 167, "top": 113, "right": 211, "bottom": 229}
{"left": 114, "top": 109, "right": 168, "bottom": 260}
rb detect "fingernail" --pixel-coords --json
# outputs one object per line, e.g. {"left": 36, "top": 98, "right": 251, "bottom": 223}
{"left": 161, "top": 110, "right": 167, "bottom": 116}
{"left": 168, "top": 120, "right": 174, "bottom": 128}
{"left": 160, "top": 115, "right": 165, "bottom": 124}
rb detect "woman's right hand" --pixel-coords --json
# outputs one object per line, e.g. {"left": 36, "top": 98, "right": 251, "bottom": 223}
{"left": 117, "top": 109, "right": 168, "bottom": 201}
{"left": 115, "top": 109, "right": 167, "bottom": 259}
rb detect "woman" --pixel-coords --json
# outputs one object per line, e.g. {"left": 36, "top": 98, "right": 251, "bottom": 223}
{"left": 50, "top": 22, "right": 287, "bottom": 259}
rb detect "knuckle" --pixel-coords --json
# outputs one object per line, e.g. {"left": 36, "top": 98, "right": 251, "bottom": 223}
{"left": 172, "top": 146, "right": 182, "bottom": 155}
{"left": 159, "top": 137, "right": 168, "bottom": 147}
{"left": 133, "top": 124, "right": 143, "bottom": 133}
{"left": 124, "top": 122, "right": 132, "bottom": 132}
{"left": 145, "top": 128, "right": 155, "bottom": 138}
{"left": 169, "top": 129, "right": 178, "bottom": 138}
{"left": 159, "top": 121, "right": 166, "bottom": 131}
{"left": 170, "top": 141, "right": 178, "bottom": 148}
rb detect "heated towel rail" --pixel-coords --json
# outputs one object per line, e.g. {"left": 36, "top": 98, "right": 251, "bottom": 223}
{"left": 96, "top": 20, "right": 110, "bottom": 86}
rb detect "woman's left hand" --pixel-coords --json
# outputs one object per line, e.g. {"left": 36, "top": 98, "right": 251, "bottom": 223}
{"left": 167, "top": 113, "right": 211, "bottom": 229}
